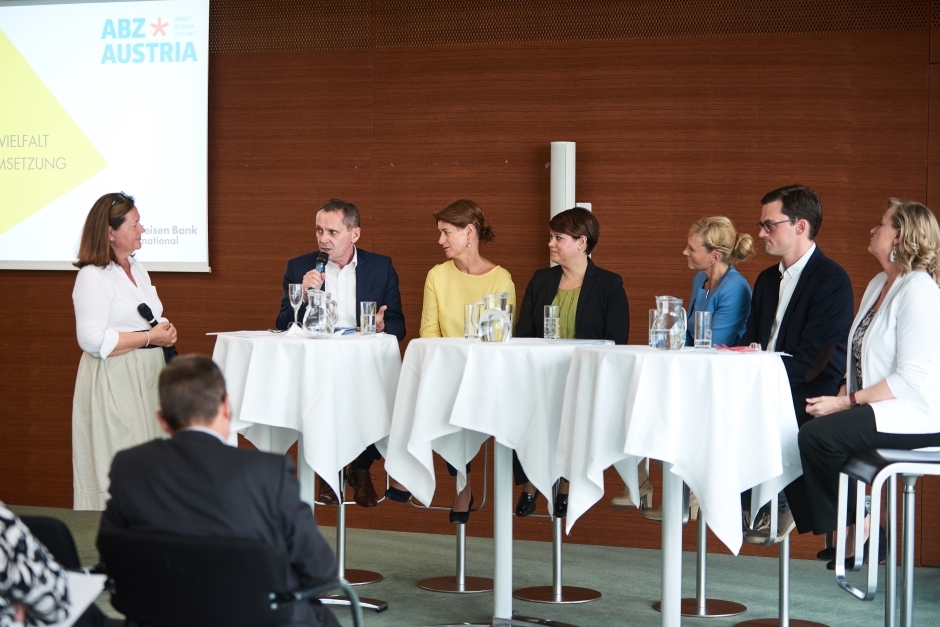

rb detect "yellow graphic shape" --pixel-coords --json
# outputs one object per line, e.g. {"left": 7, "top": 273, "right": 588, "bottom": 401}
{"left": 0, "top": 28, "right": 107, "bottom": 235}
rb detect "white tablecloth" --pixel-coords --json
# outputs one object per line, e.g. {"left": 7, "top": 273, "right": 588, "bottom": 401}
{"left": 212, "top": 331, "right": 401, "bottom": 497}
{"left": 557, "top": 345, "right": 801, "bottom": 555}
{"left": 383, "top": 337, "right": 610, "bottom": 508}
{"left": 383, "top": 336, "right": 610, "bottom": 621}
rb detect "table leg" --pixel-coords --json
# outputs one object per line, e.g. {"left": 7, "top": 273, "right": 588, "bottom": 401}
{"left": 661, "top": 462, "right": 682, "bottom": 627}
{"left": 494, "top": 442, "right": 513, "bottom": 620}
{"left": 296, "top": 437, "right": 315, "bottom": 508}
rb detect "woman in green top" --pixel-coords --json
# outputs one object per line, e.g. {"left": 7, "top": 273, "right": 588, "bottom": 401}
{"left": 512, "top": 207, "right": 629, "bottom": 517}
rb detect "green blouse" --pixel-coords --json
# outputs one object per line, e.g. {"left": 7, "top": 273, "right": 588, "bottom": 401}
{"left": 551, "top": 287, "right": 581, "bottom": 339}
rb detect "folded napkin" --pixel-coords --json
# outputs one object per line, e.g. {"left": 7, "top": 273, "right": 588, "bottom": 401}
{"left": 714, "top": 344, "right": 760, "bottom": 352}
{"left": 284, "top": 324, "right": 306, "bottom": 338}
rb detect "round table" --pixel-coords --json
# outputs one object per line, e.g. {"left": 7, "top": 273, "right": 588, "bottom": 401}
{"left": 556, "top": 345, "right": 801, "bottom": 627}
{"left": 382, "top": 337, "right": 611, "bottom": 623}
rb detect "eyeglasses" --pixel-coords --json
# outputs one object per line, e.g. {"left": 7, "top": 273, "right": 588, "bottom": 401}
{"left": 757, "top": 218, "right": 795, "bottom": 233}
{"left": 111, "top": 192, "right": 129, "bottom": 206}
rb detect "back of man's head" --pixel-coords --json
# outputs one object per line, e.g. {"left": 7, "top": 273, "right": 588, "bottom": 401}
{"left": 318, "top": 198, "right": 360, "bottom": 229}
{"left": 158, "top": 355, "right": 227, "bottom": 431}
{"left": 761, "top": 184, "right": 823, "bottom": 240}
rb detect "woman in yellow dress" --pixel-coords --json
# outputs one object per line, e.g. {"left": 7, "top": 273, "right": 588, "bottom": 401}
{"left": 390, "top": 199, "right": 515, "bottom": 523}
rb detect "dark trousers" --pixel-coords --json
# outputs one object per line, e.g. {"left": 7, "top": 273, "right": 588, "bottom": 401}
{"left": 785, "top": 404, "right": 940, "bottom": 536}
{"left": 349, "top": 444, "right": 382, "bottom": 472}
{"left": 512, "top": 450, "right": 528, "bottom": 486}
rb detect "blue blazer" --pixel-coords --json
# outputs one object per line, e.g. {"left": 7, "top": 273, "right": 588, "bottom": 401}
{"left": 276, "top": 248, "right": 406, "bottom": 341}
{"left": 740, "top": 246, "right": 853, "bottom": 427}
{"left": 685, "top": 266, "right": 752, "bottom": 347}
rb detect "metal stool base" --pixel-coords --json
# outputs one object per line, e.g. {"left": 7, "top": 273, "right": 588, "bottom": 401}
{"left": 653, "top": 598, "right": 747, "bottom": 617}
{"left": 513, "top": 585, "right": 601, "bottom": 604}
{"left": 736, "top": 620, "right": 828, "bottom": 627}
{"left": 320, "top": 594, "right": 389, "bottom": 613}
{"left": 427, "top": 616, "right": 579, "bottom": 627}
{"left": 343, "top": 568, "right": 383, "bottom": 585}
{"left": 418, "top": 575, "right": 494, "bottom": 593}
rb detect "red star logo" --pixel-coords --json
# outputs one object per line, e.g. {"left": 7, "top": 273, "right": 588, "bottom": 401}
{"left": 151, "top": 18, "right": 168, "bottom": 37}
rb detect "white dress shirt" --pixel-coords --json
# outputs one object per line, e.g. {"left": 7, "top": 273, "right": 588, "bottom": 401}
{"left": 72, "top": 257, "right": 164, "bottom": 359}
{"left": 767, "top": 243, "right": 816, "bottom": 351}
{"left": 324, "top": 247, "right": 358, "bottom": 329}
{"left": 848, "top": 270, "right": 940, "bottom": 434}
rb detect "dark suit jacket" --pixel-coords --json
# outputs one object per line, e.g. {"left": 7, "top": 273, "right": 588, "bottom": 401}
{"left": 740, "top": 246, "right": 854, "bottom": 426}
{"left": 514, "top": 259, "right": 629, "bottom": 344}
{"left": 276, "top": 247, "right": 405, "bottom": 341}
{"left": 99, "top": 431, "right": 339, "bottom": 627}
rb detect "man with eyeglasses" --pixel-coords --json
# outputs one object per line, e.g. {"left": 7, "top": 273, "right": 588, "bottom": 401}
{"left": 275, "top": 198, "right": 405, "bottom": 509}
{"left": 739, "top": 184, "right": 854, "bottom": 544}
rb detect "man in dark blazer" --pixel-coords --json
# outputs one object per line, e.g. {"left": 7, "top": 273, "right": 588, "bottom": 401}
{"left": 98, "top": 355, "right": 339, "bottom": 627}
{"left": 740, "top": 184, "right": 854, "bottom": 544}
{"left": 275, "top": 198, "right": 404, "bottom": 508}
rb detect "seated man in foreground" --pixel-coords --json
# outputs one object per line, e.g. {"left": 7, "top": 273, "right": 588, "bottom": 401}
{"left": 98, "top": 355, "right": 339, "bottom": 627}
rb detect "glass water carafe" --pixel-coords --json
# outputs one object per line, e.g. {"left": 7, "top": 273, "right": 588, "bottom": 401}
{"left": 302, "top": 289, "right": 338, "bottom": 338}
{"left": 478, "top": 292, "right": 512, "bottom": 342}
{"left": 650, "top": 295, "right": 686, "bottom": 350}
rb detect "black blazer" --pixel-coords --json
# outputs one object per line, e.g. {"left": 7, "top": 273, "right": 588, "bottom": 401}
{"left": 99, "top": 431, "right": 339, "bottom": 627}
{"left": 740, "top": 246, "right": 854, "bottom": 426}
{"left": 514, "top": 259, "right": 629, "bottom": 344}
{"left": 276, "top": 247, "right": 405, "bottom": 340}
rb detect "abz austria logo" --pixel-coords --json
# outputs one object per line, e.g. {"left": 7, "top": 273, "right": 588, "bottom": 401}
{"left": 100, "top": 17, "right": 198, "bottom": 64}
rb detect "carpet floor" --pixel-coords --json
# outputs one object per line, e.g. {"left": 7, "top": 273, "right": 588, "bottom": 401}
{"left": 9, "top": 505, "right": 939, "bottom": 627}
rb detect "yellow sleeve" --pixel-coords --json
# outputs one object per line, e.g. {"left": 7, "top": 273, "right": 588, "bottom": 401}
{"left": 419, "top": 268, "right": 442, "bottom": 338}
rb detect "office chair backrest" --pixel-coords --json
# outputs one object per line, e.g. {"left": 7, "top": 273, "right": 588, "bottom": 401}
{"left": 20, "top": 516, "right": 83, "bottom": 570}
{"left": 97, "top": 527, "right": 290, "bottom": 627}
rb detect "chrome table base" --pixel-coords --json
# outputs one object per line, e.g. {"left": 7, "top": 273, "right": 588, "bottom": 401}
{"left": 418, "top": 521, "right": 494, "bottom": 593}
{"left": 653, "top": 515, "right": 746, "bottom": 617}
{"left": 513, "top": 514, "right": 600, "bottom": 604}
{"left": 736, "top": 535, "right": 827, "bottom": 627}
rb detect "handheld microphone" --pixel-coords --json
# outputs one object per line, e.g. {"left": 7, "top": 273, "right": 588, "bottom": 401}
{"left": 315, "top": 251, "right": 329, "bottom": 273}
{"left": 137, "top": 303, "right": 159, "bottom": 328}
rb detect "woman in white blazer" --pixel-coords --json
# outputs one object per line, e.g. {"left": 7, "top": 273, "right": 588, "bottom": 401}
{"left": 791, "top": 199, "right": 940, "bottom": 557}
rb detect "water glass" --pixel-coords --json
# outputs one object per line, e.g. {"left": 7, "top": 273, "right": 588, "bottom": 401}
{"left": 693, "top": 310, "right": 713, "bottom": 348}
{"left": 464, "top": 303, "right": 481, "bottom": 338}
{"left": 288, "top": 283, "right": 304, "bottom": 327}
{"left": 648, "top": 308, "right": 658, "bottom": 347}
{"left": 360, "top": 301, "right": 377, "bottom": 335}
{"left": 544, "top": 305, "right": 560, "bottom": 341}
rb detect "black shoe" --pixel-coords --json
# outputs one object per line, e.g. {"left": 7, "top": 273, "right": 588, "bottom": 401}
{"left": 515, "top": 491, "right": 539, "bottom": 517}
{"left": 553, "top": 493, "right": 568, "bottom": 518}
{"left": 817, "top": 547, "right": 836, "bottom": 561}
{"left": 449, "top": 495, "right": 474, "bottom": 524}
{"left": 827, "top": 526, "right": 887, "bottom": 570}
{"left": 384, "top": 486, "right": 412, "bottom": 503}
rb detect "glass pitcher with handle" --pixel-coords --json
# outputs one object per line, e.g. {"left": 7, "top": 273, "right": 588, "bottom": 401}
{"left": 302, "top": 289, "right": 338, "bottom": 338}
{"left": 477, "top": 292, "right": 513, "bottom": 342}
{"left": 650, "top": 295, "right": 686, "bottom": 350}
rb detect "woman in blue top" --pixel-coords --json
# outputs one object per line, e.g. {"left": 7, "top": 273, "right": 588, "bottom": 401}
{"left": 683, "top": 216, "right": 754, "bottom": 346}
{"left": 612, "top": 216, "right": 754, "bottom": 515}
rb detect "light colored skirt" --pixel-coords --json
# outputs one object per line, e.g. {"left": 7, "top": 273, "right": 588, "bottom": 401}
{"left": 72, "top": 349, "right": 167, "bottom": 511}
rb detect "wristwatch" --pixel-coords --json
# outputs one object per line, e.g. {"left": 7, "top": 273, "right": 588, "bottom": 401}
{"left": 849, "top": 391, "right": 859, "bottom": 407}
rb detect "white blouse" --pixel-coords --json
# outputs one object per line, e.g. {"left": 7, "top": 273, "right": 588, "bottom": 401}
{"left": 848, "top": 270, "right": 940, "bottom": 434}
{"left": 72, "top": 257, "right": 165, "bottom": 359}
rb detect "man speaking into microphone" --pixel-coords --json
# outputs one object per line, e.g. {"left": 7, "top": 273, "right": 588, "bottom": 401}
{"left": 275, "top": 198, "right": 405, "bottom": 507}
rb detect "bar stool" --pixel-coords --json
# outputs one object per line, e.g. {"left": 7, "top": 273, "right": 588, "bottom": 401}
{"left": 316, "top": 467, "right": 389, "bottom": 613}
{"left": 736, "top": 492, "right": 827, "bottom": 627}
{"left": 834, "top": 448, "right": 940, "bottom": 627}
{"left": 417, "top": 440, "right": 494, "bottom": 594}
{"left": 648, "top": 482, "right": 747, "bottom": 617}
{"left": 513, "top": 480, "right": 601, "bottom": 604}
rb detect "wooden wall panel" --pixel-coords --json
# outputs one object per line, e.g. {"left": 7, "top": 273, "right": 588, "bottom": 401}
{"left": 0, "top": 2, "right": 934, "bottom": 566}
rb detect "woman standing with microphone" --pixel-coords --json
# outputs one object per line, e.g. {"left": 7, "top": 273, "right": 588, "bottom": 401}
{"left": 72, "top": 192, "right": 177, "bottom": 510}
